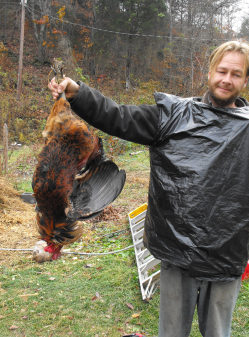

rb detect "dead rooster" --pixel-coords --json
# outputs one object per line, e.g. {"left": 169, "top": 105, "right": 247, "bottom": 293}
{"left": 32, "top": 60, "right": 126, "bottom": 261}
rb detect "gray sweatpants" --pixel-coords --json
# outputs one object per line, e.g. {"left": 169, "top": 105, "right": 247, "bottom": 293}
{"left": 158, "top": 263, "right": 241, "bottom": 337}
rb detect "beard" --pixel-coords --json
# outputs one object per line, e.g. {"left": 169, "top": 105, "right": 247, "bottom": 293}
{"left": 209, "top": 89, "right": 238, "bottom": 108}
{"left": 207, "top": 77, "right": 241, "bottom": 108}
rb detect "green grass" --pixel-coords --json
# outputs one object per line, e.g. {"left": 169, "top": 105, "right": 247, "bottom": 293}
{"left": 13, "top": 179, "right": 33, "bottom": 193}
{"left": 0, "top": 255, "right": 160, "bottom": 337}
{"left": 1, "top": 148, "right": 248, "bottom": 336}
{"left": 0, "top": 253, "right": 248, "bottom": 336}
{"left": 6, "top": 144, "right": 40, "bottom": 192}
{"left": 232, "top": 283, "right": 249, "bottom": 337}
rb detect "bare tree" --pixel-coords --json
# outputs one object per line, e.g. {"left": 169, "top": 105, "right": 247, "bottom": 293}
{"left": 28, "top": 0, "right": 53, "bottom": 63}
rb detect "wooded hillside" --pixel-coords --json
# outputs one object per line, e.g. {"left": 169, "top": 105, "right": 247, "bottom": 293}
{"left": 0, "top": 0, "right": 249, "bottom": 146}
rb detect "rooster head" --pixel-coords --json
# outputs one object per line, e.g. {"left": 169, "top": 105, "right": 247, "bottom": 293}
{"left": 35, "top": 212, "right": 83, "bottom": 260}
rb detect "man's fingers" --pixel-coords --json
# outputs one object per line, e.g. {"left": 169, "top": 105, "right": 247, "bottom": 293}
{"left": 57, "top": 78, "right": 69, "bottom": 93}
{"left": 48, "top": 77, "right": 78, "bottom": 100}
{"left": 48, "top": 77, "right": 64, "bottom": 99}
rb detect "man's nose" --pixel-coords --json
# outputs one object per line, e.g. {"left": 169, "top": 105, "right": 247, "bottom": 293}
{"left": 222, "top": 73, "right": 232, "bottom": 84}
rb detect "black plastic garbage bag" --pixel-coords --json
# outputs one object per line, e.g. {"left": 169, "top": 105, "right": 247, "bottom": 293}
{"left": 143, "top": 93, "right": 249, "bottom": 281}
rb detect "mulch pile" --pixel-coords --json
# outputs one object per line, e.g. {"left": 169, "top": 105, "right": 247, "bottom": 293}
{"left": 91, "top": 205, "right": 123, "bottom": 222}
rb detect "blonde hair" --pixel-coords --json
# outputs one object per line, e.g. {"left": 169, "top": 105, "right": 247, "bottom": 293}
{"left": 209, "top": 40, "right": 249, "bottom": 77}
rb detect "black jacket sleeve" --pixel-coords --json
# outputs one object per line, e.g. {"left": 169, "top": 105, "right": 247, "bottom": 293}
{"left": 69, "top": 82, "right": 160, "bottom": 146}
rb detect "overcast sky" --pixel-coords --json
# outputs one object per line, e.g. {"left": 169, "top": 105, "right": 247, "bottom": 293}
{"left": 233, "top": 1, "right": 249, "bottom": 32}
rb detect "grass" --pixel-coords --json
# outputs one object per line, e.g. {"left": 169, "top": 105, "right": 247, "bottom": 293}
{"left": 0, "top": 251, "right": 248, "bottom": 337}
{"left": 232, "top": 281, "right": 249, "bottom": 336}
{"left": 0, "top": 255, "right": 159, "bottom": 337}
{"left": 0, "top": 147, "right": 248, "bottom": 336}
{"left": 6, "top": 144, "right": 40, "bottom": 192}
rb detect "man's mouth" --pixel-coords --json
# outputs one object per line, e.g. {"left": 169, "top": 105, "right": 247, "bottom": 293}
{"left": 217, "top": 86, "right": 231, "bottom": 93}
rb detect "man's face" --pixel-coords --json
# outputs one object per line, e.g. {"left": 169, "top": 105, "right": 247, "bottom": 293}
{"left": 208, "top": 51, "right": 248, "bottom": 108}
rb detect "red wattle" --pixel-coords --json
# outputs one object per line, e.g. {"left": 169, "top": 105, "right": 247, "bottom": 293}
{"left": 44, "top": 245, "right": 54, "bottom": 253}
{"left": 44, "top": 244, "right": 62, "bottom": 260}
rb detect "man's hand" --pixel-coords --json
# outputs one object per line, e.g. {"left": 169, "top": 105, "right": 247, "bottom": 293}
{"left": 48, "top": 77, "right": 80, "bottom": 100}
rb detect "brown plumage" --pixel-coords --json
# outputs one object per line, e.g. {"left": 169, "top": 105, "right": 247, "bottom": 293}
{"left": 32, "top": 80, "right": 125, "bottom": 260}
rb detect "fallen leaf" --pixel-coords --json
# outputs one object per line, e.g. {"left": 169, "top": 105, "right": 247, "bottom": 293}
{"left": 92, "top": 292, "right": 101, "bottom": 301}
{"left": 49, "top": 277, "right": 56, "bottom": 281}
{"left": 126, "top": 302, "right": 134, "bottom": 310}
{"left": 62, "top": 315, "right": 74, "bottom": 320}
{"left": 9, "top": 325, "right": 19, "bottom": 330}
{"left": 19, "top": 293, "right": 39, "bottom": 301}
{"left": 19, "top": 293, "right": 39, "bottom": 298}
{"left": 132, "top": 313, "right": 141, "bottom": 318}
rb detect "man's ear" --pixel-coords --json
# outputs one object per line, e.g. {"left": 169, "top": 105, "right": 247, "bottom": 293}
{"left": 243, "top": 77, "right": 249, "bottom": 88}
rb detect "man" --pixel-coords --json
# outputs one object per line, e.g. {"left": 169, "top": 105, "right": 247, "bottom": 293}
{"left": 49, "top": 40, "right": 249, "bottom": 337}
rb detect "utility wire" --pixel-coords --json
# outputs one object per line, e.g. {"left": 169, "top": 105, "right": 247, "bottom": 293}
{"left": 24, "top": 3, "right": 229, "bottom": 62}
{"left": 24, "top": 3, "right": 237, "bottom": 42}
{"left": 1, "top": 1, "right": 241, "bottom": 41}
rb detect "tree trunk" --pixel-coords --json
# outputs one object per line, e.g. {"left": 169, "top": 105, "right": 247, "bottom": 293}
{"left": 125, "top": 35, "right": 133, "bottom": 90}
{"left": 3, "top": 123, "right": 8, "bottom": 173}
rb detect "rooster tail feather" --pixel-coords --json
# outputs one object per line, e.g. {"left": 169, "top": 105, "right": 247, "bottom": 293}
{"left": 67, "top": 160, "right": 126, "bottom": 220}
